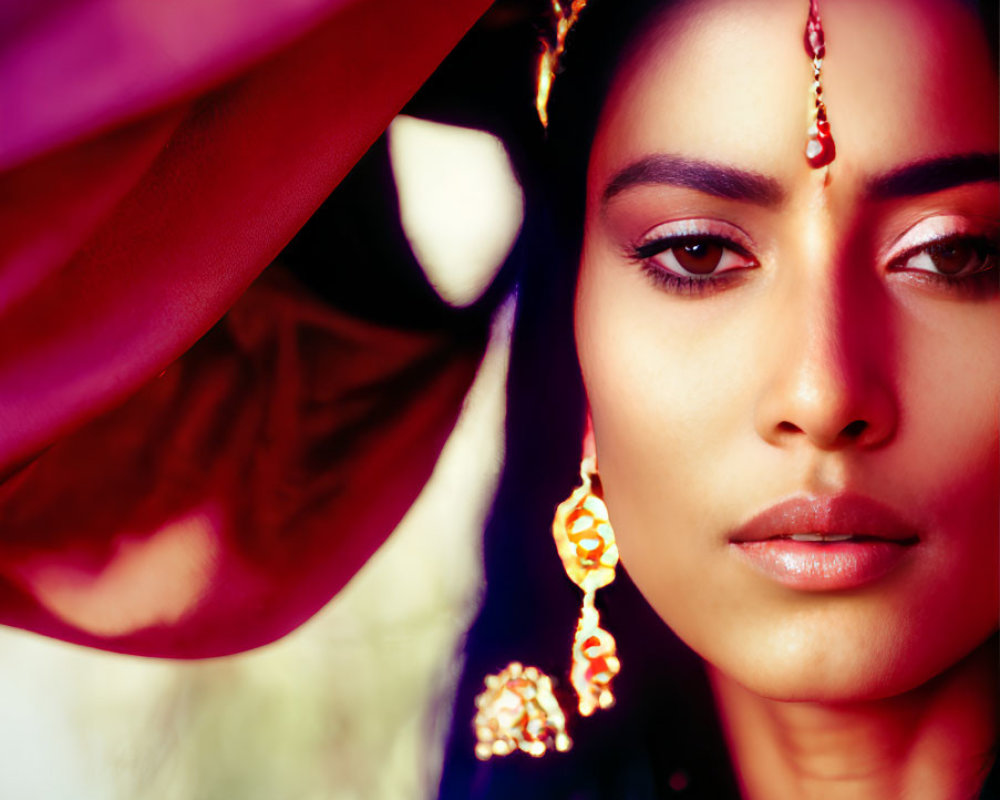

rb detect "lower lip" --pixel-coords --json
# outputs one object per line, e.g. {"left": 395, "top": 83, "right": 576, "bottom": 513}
{"left": 731, "top": 539, "right": 912, "bottom": 591}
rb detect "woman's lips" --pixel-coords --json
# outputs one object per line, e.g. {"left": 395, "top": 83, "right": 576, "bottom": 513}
{"left": 728, "top": 494, "right": 920, "bottom": 591}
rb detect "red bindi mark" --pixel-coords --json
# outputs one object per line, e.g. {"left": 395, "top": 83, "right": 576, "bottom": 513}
{"left": 804, "top": 0, "right": 836, "bottom": 169}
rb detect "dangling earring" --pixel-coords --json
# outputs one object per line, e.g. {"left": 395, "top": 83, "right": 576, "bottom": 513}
{"left": 473, "top": 420, "right": 620, "bottom": 759}
{"left": 473, "top": 661, "right": 572, "bottom": 760}
{"left": 552, "top": 450, "right": 620, "bottom": 717}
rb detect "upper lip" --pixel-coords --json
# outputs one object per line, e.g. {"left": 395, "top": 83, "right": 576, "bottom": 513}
{"left": 728, "top": 494, "right": 921, "bottom": 545}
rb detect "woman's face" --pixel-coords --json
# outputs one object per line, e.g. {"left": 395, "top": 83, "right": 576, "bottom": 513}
{"left": 575, "top": 0, "right": 999, "bottom": 702}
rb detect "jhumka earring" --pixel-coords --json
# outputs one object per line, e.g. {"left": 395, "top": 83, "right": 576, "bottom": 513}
{"left": 804, "top": 0, "right": 836, "bottom": 168}
{"left": 473, "top": 435, "right": 620, "bottom": 760}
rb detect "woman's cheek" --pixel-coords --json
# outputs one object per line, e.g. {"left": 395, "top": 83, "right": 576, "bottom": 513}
{"left": 575, "top": 252, "right": 741, "bottom": 614}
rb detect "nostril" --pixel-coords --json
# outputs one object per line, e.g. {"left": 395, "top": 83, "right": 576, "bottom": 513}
{"left": 841, "top": 420, "right": 868, "bottom": 439}
{"left": 773, "top": 418, "right": 870, "bottom": 444}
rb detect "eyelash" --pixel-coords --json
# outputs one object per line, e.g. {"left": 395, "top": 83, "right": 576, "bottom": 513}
{"left": 627, "top": 234, "right": 758, "bottom": 296}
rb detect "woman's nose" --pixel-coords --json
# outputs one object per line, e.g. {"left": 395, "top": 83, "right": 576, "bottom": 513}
{"left": 754, "top": 269, "right": 899, "bottom": 451}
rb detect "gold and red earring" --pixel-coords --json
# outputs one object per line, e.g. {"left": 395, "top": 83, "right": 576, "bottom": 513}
{"left": 473, "top": 419, "right": 620, "bottom": 759}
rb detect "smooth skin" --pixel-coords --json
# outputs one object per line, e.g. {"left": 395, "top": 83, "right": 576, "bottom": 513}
{"left": 575, "top": 0, "right": 999, "bottom": 797}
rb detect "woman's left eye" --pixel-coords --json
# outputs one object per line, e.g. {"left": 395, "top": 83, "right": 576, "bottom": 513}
{"left": 889, "top": 235, "right": 997, "bottom": 280}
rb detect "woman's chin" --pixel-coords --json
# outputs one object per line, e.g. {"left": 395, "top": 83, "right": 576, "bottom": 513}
{"left": 704, "top": 626, "right": 1000, "bottom": 707}
{"left": 724, "top": 670, "right": 912, "bottom": 706}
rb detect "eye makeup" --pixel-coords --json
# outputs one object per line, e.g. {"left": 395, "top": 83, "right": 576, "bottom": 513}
{"left": 885, "top": 216, "right": 999, "bottom": 298}
{"left": 624, "top": 219, "right": 760, "bottom": 297}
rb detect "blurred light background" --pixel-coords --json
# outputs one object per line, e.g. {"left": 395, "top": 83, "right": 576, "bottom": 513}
{"left": 0, "top": 116, "right": 522, "bottom": 800}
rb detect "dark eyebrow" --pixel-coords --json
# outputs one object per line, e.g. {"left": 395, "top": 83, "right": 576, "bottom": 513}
{"left": 867, "top": 153, "right": 999, "bottom": 199}
{"left": 602, "top": 154, "right": 785, "bottom": 207}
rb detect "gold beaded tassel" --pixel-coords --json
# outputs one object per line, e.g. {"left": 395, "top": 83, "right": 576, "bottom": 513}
{"left": 804, "top": 0, "right": 836, "bottom": 168}
{"left": 552, "top": 454, "right": 621, "bottom": 716}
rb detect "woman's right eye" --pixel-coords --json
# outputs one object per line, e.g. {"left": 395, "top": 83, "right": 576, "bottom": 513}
{"left": 630, "top": 234, "right": 759, "bottom": 294}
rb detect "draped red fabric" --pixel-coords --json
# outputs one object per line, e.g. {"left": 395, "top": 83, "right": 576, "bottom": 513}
{"left": 0, "top": 0, "right": 493, "bottom": 656}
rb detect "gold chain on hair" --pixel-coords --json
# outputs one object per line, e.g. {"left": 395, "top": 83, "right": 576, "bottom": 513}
{"left": 535, "top": 0, "right": 589, "bottom": 128}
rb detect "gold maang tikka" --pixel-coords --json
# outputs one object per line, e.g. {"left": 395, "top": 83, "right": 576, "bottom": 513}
{"left": 473, "top": 449, "right": 620, "bottom": 759}
{"left": 804, "top": 0, "right": 836, "bottom": 168}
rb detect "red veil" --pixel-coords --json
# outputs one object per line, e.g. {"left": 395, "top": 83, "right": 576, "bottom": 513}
{"left": 0, "top": 0, "right": 492, "bottom": 657}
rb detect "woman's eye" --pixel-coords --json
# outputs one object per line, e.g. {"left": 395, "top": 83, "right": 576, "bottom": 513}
{"left": 891, "top": 236, "right": 997, "bottom": 279}
{"left": 634, "top": 236, "right": 757, "bottom": 279}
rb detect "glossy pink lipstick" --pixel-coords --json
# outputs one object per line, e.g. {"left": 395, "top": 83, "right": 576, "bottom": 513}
{"left": 729, "top": 494, "right": 919, "bottom": 591}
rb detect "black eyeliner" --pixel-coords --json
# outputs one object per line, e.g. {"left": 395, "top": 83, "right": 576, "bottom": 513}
{"left": 631, "top": 233, "right": 754, "bottom": 262}
{"left": 637, "top": 262, "right": 749, "bottom": 296}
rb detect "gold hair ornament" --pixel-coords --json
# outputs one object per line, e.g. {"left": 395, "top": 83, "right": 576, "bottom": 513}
{"left": 535, "top": 0, "right": 589, "bottom": 128}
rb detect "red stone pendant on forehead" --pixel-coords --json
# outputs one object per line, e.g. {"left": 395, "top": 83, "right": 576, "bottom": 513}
{"left": 804, "top": 0, "right": 836, "bottom": 168}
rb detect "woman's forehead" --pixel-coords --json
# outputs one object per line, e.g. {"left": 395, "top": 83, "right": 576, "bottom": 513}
{"left": 588, "top": 0, "right": 998, "bottom": 196}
